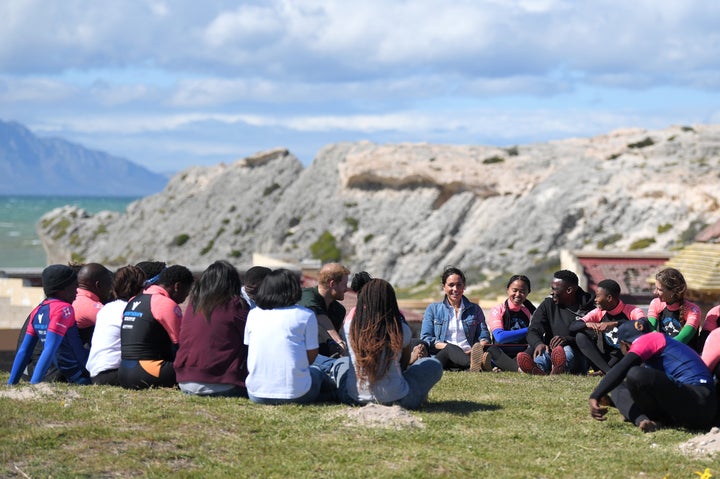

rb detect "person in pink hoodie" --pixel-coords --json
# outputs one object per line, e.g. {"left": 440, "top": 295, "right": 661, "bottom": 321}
{"left": 73, "top": 263, "right": 113, "bottom": 347}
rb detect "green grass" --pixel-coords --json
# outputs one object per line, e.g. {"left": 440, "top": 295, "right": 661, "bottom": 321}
{"left": 0, "top": 371, "right": 714, "bottom": 478}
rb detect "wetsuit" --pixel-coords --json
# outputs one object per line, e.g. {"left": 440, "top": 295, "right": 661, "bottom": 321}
{"left": 697, "top": 305, "right": 720, "bottom": 353}
{"left": 8, "top": 298, "right": 90, "bottom": 385}
{"left": 572, "top": 301, "right": 644, "bottom": 373}
{"left": 647, "top": 298, "right": 701, "bottom": 348}
{"left": 119, "top": 285, "right": 182, "bottom": 389}
{"left": 486, "top": 300, "right": 534, "bottom": 371}
{"left": 590, "top": 332, "right": 716, "bottom": 429}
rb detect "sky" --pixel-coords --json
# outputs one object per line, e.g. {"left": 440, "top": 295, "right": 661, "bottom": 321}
{"left": 2, "top": 0, "right": 720, "bottom": 174}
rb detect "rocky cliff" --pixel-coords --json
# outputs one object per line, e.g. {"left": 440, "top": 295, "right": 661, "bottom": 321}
{"left": 36, "top": 125, "right": 720, "bottom": 287}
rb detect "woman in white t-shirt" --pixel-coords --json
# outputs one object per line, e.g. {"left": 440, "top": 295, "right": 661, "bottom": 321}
{"left": 244, "top": 268, "right": 334, "bottom": 404}
{"left": 333, "top": 278, "right": 443, "bottom": 409}
{"left": 87, "top": 265, "right": 146, "bottom": 385}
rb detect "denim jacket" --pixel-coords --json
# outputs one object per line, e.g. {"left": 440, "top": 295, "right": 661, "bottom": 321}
{"left": 421, "top": 296, "right": 489, "bottom": 347}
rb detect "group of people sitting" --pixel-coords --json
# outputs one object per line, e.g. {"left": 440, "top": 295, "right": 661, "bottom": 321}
{"left": 6, "top": 261, "right": 443, "bottom": 409}
{"left": 6, "top": 260, "right": 720, "bottom": 432}
{"left": 420, "top": 265, "right": 720, "bottom": 433}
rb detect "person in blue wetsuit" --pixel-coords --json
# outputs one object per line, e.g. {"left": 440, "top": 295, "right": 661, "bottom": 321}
{"left": 8, "top": 264, "right": 90, "bottom": 385}
{"left": 589, "top": 318, "right": 716, "bottom": 433}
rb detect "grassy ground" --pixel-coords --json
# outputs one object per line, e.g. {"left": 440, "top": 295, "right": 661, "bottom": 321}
{"left": 0, "top": 371, "right": 715, "bottom": 478}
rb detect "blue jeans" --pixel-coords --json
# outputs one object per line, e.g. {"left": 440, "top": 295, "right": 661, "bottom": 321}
{"left": 248, "top": 366, "right": 332, "bottom": 405}
{"left": 534, "top": 345, "right": 575, "bottom": 373}
{"left": 332, "top": 356, "right": 443, "bottom": 410}
{"left": 312, "top": 354, "right": 338, "bottom": 374}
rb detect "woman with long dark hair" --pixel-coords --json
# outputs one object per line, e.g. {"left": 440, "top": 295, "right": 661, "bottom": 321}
{"left": 175, "top": 260, "right": 250, "bottom": 397}
{"left": 333, "top": 279, "right": 443, "bottom": 409}
{"left": 244, "top": 268, "right": 334, "bottom": 404}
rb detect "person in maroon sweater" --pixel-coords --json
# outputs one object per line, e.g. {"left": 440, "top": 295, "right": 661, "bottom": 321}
{"left": 175, "top": 260, "right": 250, "bottom": 397}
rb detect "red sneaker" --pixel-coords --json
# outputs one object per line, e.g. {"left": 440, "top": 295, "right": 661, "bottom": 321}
{"left": 516, "top": 351, "right": 547, "bottom": 375}
{"left": 550, "top": 346, "right": 566, "bottom": 375}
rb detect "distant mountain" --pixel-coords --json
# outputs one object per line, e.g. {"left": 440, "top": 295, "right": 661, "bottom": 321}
{"left": 0, "top": 120, "right": 167, "bottom": 196}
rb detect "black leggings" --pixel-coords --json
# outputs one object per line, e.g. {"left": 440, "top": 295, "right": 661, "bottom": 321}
{"left": 611, "top": 366, "right": 717, "bottom": 429}
{"left": 119, "top": 359, "right": 176, "bottom": 390}
{"left": 433, "top": 343, "right": 470, "bottom": 370}
{"left": 486, "top": 344, "right": 527, "bottom": 372}
{"left": 575, "top": 332, "right": 622, "bottom": 374}
{"left": 91, "top": 368, "right": 120, "bottom": 386}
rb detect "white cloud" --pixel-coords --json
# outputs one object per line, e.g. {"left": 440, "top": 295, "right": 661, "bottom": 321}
{"left": 0, "top": 0, "right": 719, "bottom": 172}
{"left": 204, "top": 5, "right": 283, "bottom": 47}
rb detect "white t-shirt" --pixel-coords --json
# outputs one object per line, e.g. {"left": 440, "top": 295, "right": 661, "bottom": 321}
{"left": 344, "top": 318, "right": 411, "bottom": 404}
{"left": 446, "top": 304, "right": 471, "bottom": 352}
{"left": 244, "top": 305, "right": 319, "bottom": 399}
{"left": 86, "top": 299, "right": 127, "bottom": 377}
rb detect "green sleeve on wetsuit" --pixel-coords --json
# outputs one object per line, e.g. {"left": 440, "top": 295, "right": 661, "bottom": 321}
{"left": 674, "top": 324, "right": 697, "bottom": 344}
{"left": 647, "top": 316, "right": 658, "bottom": 329}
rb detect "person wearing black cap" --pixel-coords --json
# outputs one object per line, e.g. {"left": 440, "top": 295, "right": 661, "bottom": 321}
{"left": 589, "top": 318, "right": 716, "bottom": 432}
{"left": 8, "top": 264, "right": 90, "bottom": 385}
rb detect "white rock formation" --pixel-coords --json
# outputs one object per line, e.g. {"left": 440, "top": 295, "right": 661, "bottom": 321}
{"left": 36, "top": 125, "right": 720, "bottom": 287}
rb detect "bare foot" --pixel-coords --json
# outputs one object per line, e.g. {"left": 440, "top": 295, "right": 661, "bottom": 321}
{"left": 410, "top": 344, "right": 427, "bottom": 364}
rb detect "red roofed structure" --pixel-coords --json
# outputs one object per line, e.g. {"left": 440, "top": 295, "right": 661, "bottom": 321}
{"left": 562, "top": 250, "right": 670, "bottom": 306}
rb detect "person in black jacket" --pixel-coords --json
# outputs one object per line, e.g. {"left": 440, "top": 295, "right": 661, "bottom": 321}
{"left": 517, "top": 270, "right": 595, "bottom": 375}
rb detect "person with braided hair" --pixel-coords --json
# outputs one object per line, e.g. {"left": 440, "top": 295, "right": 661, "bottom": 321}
{"left": 332, "top": 279, "right": 443, "bottom": 409}
{"left": 648, "top": 268, "right": 701, "bottom": 349}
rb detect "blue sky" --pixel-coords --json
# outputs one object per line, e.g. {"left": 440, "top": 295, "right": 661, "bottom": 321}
{"left": 1, "top": 0, "right": 719, "bottom": 174}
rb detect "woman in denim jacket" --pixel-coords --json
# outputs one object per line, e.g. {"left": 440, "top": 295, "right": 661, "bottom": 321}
{"left": 420, "top": 267, "right": 490, "bottom": 371}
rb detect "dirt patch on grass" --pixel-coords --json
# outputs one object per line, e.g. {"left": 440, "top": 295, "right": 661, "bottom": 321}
{"left": 678, "top": 427, "right": 720, "bottom": 458}
{"left": 0, "top": 383, "right": 81, "bottom": 405}
{"left": 339, "top": 404, "right": 425, "bottom": 430}
{"left": 0, "top": 383, "right": 57, "bottom": 399}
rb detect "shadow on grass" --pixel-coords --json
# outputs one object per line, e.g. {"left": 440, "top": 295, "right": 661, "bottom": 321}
{"left": 423, "top": 400, "right": 501, "bottom": 415}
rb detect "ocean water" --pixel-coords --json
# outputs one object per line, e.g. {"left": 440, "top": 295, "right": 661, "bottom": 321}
{"left": 0, "top": 195, "right": 138, "bottom": 268}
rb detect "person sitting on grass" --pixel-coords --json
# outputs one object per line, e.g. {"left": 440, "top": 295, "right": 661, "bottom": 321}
{"left": 518, "top": 270, "right": 595, "bottom": 375}
{"left": 701, "top": 326, "right": 720, "bottom": 425}
{"left": 86, "top": 265, "right": 146, "bottom": 385}
{"left": 244, "top": 268, "right": 336, "bottom": 405}
{"left": 589, "top": 318, "right": 716, "bottom": 433}
{"left": 299, "top": 262, "right": 351, "bottom": 357}
{"left": 8, "top": 264, "right": 90, "bottom": 385}
{"left": 240, "top": 266, "right": 271, "bottom": 309}
{"left": 648, "top": 267, "right": 702, "bottom": 349}
{"left": 73, "top": 262, "right": 114, "bottom": 347}
{"left": 175, "top": 260, "right": 250, "bottom": 397}
{"left": 697, "top": 302, "right": 720, "bottom": 354}
{"left": 118, "top": 265, "right": 194, "bottom": 390}
{"left": 420, "top": 267, "right": 489, "bottom": 372}
{"left": 570, "top": 279, "right": 645, "bottom": 375}
{"left": 332, "top": 278, "right": 443, "bottom": 409}
{"left": 483, "top": 274, "right": 536, "bottom": 372}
